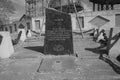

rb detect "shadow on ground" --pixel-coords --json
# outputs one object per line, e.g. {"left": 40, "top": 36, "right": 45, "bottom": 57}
{"left": 24, "top": 46, "right": 44, "bottom": 53}
{"left": 73, "top": 32, "right": 82, "bottom": 35}
{"left": 85, "top": 48, "right": 108, "bottom": 55}
{"left": 85, "top": 47, "right": 120, "bottom": 74}
{"left": 100, "top": 56, "right": 120, "bottom": 74}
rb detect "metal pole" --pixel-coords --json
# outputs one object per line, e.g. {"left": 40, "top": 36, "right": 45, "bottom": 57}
{"left": 106, "top": 28, "right": 113, "bottom": 55}
{"left": 72, "top": 0, "right": 84, "bottom": 38}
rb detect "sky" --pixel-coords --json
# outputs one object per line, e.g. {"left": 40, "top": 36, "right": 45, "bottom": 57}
{"left": 10, "top": 0, "right": 120, "bottom": 21}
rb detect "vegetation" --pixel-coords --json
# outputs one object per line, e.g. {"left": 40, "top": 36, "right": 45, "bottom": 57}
{"left": 0, "top": 0, "right": 15, "bottom": 26}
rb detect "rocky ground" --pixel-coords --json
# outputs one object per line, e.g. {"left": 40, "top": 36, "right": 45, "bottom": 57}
{"left": 0, "top": 34, "right": 120, "bottom": 80}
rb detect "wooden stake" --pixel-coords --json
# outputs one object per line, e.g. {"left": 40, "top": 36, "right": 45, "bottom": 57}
{"left": 106, "top": 28, "right": 113, "bottom": 55}
{"left": 72, "top": 0, "right": 84, "bottom": 38}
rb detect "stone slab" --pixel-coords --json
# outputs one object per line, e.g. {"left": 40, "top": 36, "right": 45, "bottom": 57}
{"left": 37, "top": 56, "right": 77, "bottom": 73}
{"left": 44, "top": 8, "right": 74, "bottom": 55}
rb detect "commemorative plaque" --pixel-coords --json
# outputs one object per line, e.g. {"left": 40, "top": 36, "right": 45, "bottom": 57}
{"left": 44, "top": 8, "right": 74, "bottom": 55}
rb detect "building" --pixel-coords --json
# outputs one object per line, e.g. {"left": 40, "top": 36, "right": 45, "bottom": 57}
{"left": 7, "top": 0, "right": 120, "bottom": 35}
{"left": 76, "top": 0, "right": 120, "bottom": 31}
{"left": 31, "top": 0, "right": 83, "bottom": 33}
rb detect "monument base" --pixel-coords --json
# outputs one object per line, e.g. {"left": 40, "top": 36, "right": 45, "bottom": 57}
{"left": 37, "top": 56, "right": 77, "bottom": 73}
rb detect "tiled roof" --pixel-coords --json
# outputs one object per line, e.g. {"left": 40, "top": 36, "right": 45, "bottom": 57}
{"left": 89, "top": 0, "right": 120, "bottom": 4}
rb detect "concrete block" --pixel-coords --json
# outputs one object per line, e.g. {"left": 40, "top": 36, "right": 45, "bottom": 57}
{"left": 18, "top": 29, "right": 26, "bottom": 42}
{"left": 0, "top": 31, "right": 14, "bottom": 58}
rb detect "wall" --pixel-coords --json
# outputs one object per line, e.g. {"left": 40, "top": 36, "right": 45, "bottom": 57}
{"left": 84, "top": 15, "right": 115, "bottom": 30}
{"left": 32, "top": 16, "right": 45, "bottom": 33}
{"left": 71, "top": 15, "right": 77, "bottom": 32}
{"left": 78, "top": 10, "right": 118, "bottom": 31}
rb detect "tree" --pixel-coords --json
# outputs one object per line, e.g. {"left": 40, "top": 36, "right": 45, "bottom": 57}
{"left": 0, "top": 0, "right": 15, "bottom": 14}
{"left": 0, "top": 0, "right": 15, "bottom": 26}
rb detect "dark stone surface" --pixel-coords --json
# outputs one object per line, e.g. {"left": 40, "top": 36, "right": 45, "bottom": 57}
{"left": 116, "top": 55, "right": 120, "bottom": 62}
{"left": 44, "top": 8, "right": 74, "bottom": 55}
{"left": 0, "top": 34, "right": 3, "bottom": 45}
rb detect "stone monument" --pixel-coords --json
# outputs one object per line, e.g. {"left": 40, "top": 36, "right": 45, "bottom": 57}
{"left": 44, "top": 8, "right": 74, "bottom": 55}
